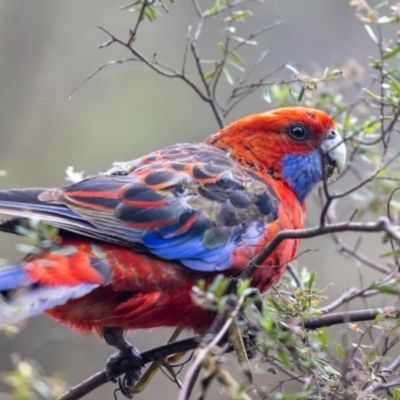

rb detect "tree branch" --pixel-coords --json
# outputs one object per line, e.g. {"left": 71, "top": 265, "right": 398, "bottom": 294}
{"left": 239, "top": 217, "right": 399, "bottom": 281}
{"left": 57, "top": 306, "right": 400, "bottom": 400}
{"left": 57, "top": 337, "right": 200, "bottom": 400}
{"left": 304, "top": 307, "right": 400, "bottom": 330}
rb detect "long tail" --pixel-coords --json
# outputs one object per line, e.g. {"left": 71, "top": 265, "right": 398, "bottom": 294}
{"left": 0, "top": 188, "right": 86, "bottom": 228}
{"left": 0, "top": 188, "right": 130, "bottom": 246}
{"left": 0, "top": 248, "right": 112, "bottom": 326}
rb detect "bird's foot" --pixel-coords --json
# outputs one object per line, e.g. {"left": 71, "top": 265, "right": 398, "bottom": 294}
{"left": 106, "top": 345, "right": 144, "bottom": 399}
{"left": 103, "top": 327, "right": 144, "bottom": 399}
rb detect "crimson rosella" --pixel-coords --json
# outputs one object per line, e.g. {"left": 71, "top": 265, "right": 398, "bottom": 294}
{"left": 0, "top": 107, "right": 346, "bottom": 394}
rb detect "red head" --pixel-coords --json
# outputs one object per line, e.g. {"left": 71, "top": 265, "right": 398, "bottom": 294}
{"left": 206, "top": 107, "right": 346, "bottom": 202}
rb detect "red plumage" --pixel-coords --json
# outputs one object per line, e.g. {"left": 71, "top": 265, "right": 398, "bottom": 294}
{"left": 0, "top": 107, "right": 346, "bottom": 391}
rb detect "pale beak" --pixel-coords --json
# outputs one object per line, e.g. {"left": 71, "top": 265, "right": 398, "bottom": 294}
{"left": 320, "top": 129, "right": 347, "bottom": 176}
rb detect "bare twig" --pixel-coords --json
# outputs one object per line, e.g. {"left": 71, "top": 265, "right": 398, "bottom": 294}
{"left": 68, "top": 58, "right": 138, "bottom": 100}
{"left": 239, "top": 217, "right": 400, "bottom": 282}
{"left": 57, "top": 305, "right": 400, "bottom": 400}
{"left": 177, "top": 295, "right": 245, "bottom": 400}
{"left": 286, "top": 263, "right": 303, "bottom": 289}
{"left": 304, "top": 307, "right": 400, "bottom": 330}
{"left": 321, "top": 287, "right": 380, "bottom": 313}
{"left": 57, "top": 337, "right": 200, "bottom": 400}
{"left": 336, "top": 236, "right": 391, "bottom": 274}
{"left": 366, "top": 352, "right": 400, "bottom": 392}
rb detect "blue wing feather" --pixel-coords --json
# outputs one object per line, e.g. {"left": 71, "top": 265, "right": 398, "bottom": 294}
{"left": 0, "top": 144, "right": 279, "bottom": 273}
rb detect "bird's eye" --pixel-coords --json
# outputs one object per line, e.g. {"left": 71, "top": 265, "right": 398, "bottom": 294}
{"left": 288, "top": 125, "right": 307, "bottom": 141}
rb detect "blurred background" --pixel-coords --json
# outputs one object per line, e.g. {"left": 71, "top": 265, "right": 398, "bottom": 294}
{"left": 0, "top": 1, "right": 394, "bottom": 399}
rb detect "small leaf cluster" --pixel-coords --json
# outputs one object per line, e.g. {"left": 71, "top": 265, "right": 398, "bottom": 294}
{"left": 1, "top": 355, "right": 66, "bottom": 400}
{"left": 15, "top": 219, "right": 60, "bottom": 256}
{"left": 121, "top": 0, "right": 175, "bottom": 22}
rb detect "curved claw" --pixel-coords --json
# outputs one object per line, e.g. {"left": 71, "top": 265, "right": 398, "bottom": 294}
{"left": 106, "top": 346, "right": 144, "bottom": 398}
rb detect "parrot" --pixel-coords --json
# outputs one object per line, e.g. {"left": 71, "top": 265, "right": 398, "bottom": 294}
{"left": 0, "top": 107, "right": 346, "bottom": 395}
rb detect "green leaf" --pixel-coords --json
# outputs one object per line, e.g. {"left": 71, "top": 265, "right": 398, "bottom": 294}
{"left": 318, "top": 328, "right": 329, "bottom": 348}
{"left": 230, "top": 10, "right": 252, "bottom": 22}
{"left": 16, "top": 244, "right": 36, "bottom": 254}
{"left": 196, "top": 279, "right": 206, "bottom": 291}
{"left": 228, "top": 60, "right": 245, "bottom": 73}
{"left": 120, "top": 1, "right": 142, "bottom": 11}
{"left": 218, "top": 42, "right": 227, "bottom": 54}
{"left": 209, "top": 274, "right": 226, "bottom": 295}
{"left": 277, "top": 349, "right": 290, "bottom": 365}
{"left": 390, "top": 77, "right": 400, "bottom": 94}
{"left": 297, "top": 86, "right": 306, "bottom": 102}
{"left": 307, "top": 271, "right": 316, "bottom": 290}
{"left": 393, "top": 388, "right": 400, "bottom": 400}
{"left": 364, "top": 25, "right": 378, "bottom": 43}
{"left": 145, "top": 6, "right": 157, "bottom": 21}
{"left": 228, "top": 321, "right": 249, "bottom": 367}
{"left": 384, "top": 46, "right": 400, "bottom": 60}
{"left": 267, "top": 298, "right": 283, "bottom": 311}
{"left": 214, "top": 277, "right": 230, "bottom": 298}
{"left": 285, "top": 64, "right": 299, "bottom": 75}
{"left": 230, "top": 51, "right": 244, "bottom": 66}
{"left": 222, "top": 68, "right": 234, "bottom": 85}
{"left": 378, "top": 16, "right": 391, "bottom": 24}
{"left": 263, "top": 318, "right": 274, "bottom": 331}
{"left": 375, "top": 313, "right": 384, "bottom": 323}
{"left": 204, "top": 1, "right": 224, "bottom": 17}
{"left": 324, "top": 69, "right": 343, "bottom": 80}
{"left": 363, "top": 120, "right": 381, "bottom": 134}
{"left": 371, "top": 283, "right": 399, "bottom": 295}
{"left": 363, "top": 88, "right": 381, "bottom": 100}
{"left": 366, "top": 347, "right": 379, "bottom": 363}
{"left": 336, "top": 343, "right": 346, "bottom": 357}
{"left": 232, "top": 36, "right": 257, "bottom": 45}
{"left": 1, "top": 324, "right": 20, "bottom": 337}
{"left": 204, "top": 69, "right": 218, "bottom": 82}
{"left": 263, "top": 87, "right": 271, "bottom": 103}
{"left": 323, "top": 364, "right": 341, "bottom": 376}
{"left": 379, "top": 249, "right": 400, "bottom": 258}
{"left": 237, "top": 279, "right": 250, "bottom": 296}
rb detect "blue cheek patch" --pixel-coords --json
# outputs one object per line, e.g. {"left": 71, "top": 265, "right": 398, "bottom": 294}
{"left": 282, "top": 150, "right": 322, "bottom": 203}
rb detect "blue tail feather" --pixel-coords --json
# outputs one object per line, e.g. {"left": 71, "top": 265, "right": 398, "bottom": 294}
{"left": 0, "top": 283, "right": 99, "bottom": 325}
{"left": 0, "top": 266, "right": 31, "bottom": 292}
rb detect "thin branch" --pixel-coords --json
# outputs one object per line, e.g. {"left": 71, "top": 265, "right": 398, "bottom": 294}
{"left": 127, "top": 0, "right": 149, "bottom": 43}
{"left": 57, "top": 337, "right": 200, "bottom": 400}
{"left": 381, "top": 353, "right": 400, "bottom": 376}
{"left": 321, "top": 287, "right": 379, "bottom": 313}
{"left": 68, "top": 58, "right": 138, "bottom": 100}
{"left": 177, "top": 295, "right": 245, "bottom": 400}
{"left": 330, "top": 151, "right": 400, "bottom": 200}
{"left": 286, "top": 263, "right": 303, "bottom": 289}
{"left": 387, "top": 187, "right": 400, "bottom": 271}
{"left": 336, "top": 236, "right": 391, "bottom": 274}
{"left": 366, "top": 379, "right": 400, "bottom": 392}
{"left": 319, "top": 153, "right": 332, "bottom": 226}
{"left": 70, "top": 23, "right": 232, "bottom": 128}
{"left": 304, "top": 307, "right": 400, "bottom": 330}
{"left": 57, "top": 306, "right": 400, "bottom": 400}
{"left": 239, "top": 217, "right": 399, "bottom": 282}
{"left": 366, "top": 347, "right": 400, "bottom": 393}
{"left": 189, "top": 39, "right": 224, "bottom": 128}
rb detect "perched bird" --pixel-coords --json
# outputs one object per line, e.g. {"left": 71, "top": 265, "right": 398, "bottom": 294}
{"left": 0, "top": 107, "right": 346, "bottom": 394}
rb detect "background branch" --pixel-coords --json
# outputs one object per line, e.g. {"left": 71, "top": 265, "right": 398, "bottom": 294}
{"left": 58, "top": 306, "right": 400, "bottom": 400}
